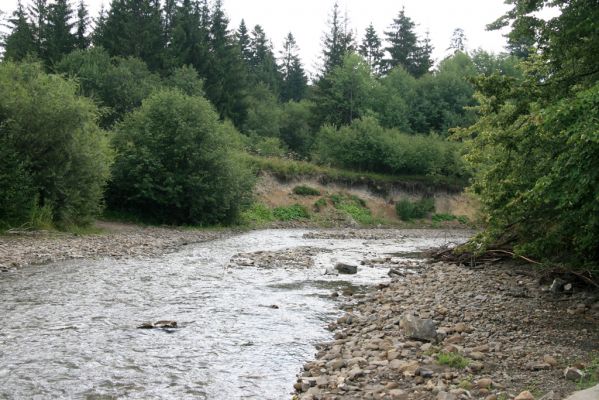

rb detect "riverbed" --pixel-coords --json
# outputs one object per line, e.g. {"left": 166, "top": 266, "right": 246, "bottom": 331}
{"left": 0, "top": 229, "right": 470, "bottom": 399}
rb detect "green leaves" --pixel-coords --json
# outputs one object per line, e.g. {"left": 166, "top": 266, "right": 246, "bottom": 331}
{"left": 109, "top": 88, "right": 253, "bottom": 225}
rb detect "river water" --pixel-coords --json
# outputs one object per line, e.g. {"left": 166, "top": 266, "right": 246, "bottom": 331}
{"left": 0, "top": 229, "right": 469, "bottom": 400}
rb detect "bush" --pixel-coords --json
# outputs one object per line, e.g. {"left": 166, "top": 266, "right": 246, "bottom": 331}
{"left": 395, "top": 198, "right": 435, "bottom": 220}
{"left": 0, "top": 61, "right": 112, "bottom": 228}
{"left": 109, "top": 89, "right": 253, "bottom": 225}
{"left": 272, "top": 204, "right": 310, "bottom": 221}
{"left": 329, "top": 194, "right": 375, "bottom": 225}
{"left": 293, "top": 185, "right": 321, "bottom": 196}
{"left": 239, "top": 203, "right": 275, "bottom": 225}
{"left": 56, "top": 48, "right": 161, "bottom": 128}
{"left": 313, "top": 117, "right": 467, "bottom": 179}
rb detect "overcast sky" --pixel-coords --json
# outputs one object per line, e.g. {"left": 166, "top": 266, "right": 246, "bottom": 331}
{"left": 0, "top": 0, "right": 513, "bottom": 76}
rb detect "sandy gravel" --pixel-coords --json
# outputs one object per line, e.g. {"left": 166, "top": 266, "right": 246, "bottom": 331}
{"left": 0, "top": 221, "right": 233, "bottom": 269}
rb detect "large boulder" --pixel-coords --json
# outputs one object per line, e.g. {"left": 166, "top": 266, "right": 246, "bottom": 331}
{"left": 335, "top": 263, "right": 358, "bottom": 274}
{"left": 400, "top": 313, "right": 437, "bottom": 342}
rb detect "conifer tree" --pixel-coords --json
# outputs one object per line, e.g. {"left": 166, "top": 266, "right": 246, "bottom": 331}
{"left": 168, "top": 0, "right": 207, "bottom": 71}
{"left": 75, "top": 0, "right": 90, "bottom": 49}
{"left": 279, "top": 32, "right": 307, "bottom": 102}
{"left": 320, "top": 2, "right": 355, "bottom": 76}
{"left": 448, "top": 27, "right": 466, "bottom": 53}
{"left": 413, "top": 31, "right": 433, "bottom": 77}
{"left": 249, "top": 24, "right": 280, "bottom": 92}
{"left": 236, "top": 19, "right": 252, "bottom": 64}
{"left": 163, "top": 0, "right": 176, "bottom": 45}
{"left": 204, "top": 0, "right": 248, "bottom": 125}
{"left": 91, "top": 3, "right": 107, "bottom": 45}
{"left": 3, "top": 0, "right": 37, "bottom": 60}
{"left": 359, "top": 23, "right": 384, "bottom": 74}
{"left": 45, "top": 0, "right": 76, "bottom": 64}
{"left": 383, "top": 7, "right": 419, "bottom": 74}
{"left": 94, "top": 0, "right": 165, "bottom": 71}
{"left": 28, "top": 0, "right": 48, "bottom": 57}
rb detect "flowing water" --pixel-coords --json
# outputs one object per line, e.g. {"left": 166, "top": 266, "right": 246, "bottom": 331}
{"left": 0, "top": 229, "right": 469, "bottom": 400}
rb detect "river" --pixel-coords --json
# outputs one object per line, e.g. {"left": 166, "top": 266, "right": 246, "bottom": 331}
{"left": 0, "top": 229, "right": 469, "bottom": 399}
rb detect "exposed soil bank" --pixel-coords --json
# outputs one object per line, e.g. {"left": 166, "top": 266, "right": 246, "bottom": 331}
{"left": 294, "top": 254, "right": 599, "bottom": 399}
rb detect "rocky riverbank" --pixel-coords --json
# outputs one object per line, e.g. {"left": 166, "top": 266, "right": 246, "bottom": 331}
{"left": 0, "top": 221, "right": 233, "bottom": 270}
{"left": 294, "top": 260, "right": 599, "bottom": 400}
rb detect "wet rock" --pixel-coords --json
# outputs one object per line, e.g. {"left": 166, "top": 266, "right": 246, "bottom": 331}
{"left": 388, "top": 268, "right": 405, "bottom": 277}
{"left": 515, "top": 390, "right": 535, "bottom": 400}
{"left": 550, "top": 278, "right": 566, "bottom": 293}
{"left": 269, "top": 304, "right": 279, "bottom": 309}
{"left": 564, "top": 367, "right": 585, "bottom": 381}
{"left": 400, "top": 313, "right": 437, "bottom": 342}
{"left": 137, "top": 320, "right": 177, "bottom": 329}
{"left": 335, "top": 263, "right": 358, "bottom": 274}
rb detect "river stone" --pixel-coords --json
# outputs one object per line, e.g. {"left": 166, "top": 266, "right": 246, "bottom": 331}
{"left": 335, "top": 263, "right": 358, "bottom": 274}
{"left": 564, "top": 384, "right": 599, "bottom": 400}
{"left": 400, "top": 313, "right": 437, "bottom": 342}
{"left": 564, "top": 367, "right": 585, "bottom": 381}
{"left": 515, "top": 390, "right": 535, "bottom": 400}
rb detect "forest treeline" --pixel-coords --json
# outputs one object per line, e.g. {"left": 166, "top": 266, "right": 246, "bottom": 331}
{"left": 1, "top": 0, "right": 597, "bottom": 272}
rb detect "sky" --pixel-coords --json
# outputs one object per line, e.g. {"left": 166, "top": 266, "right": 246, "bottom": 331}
{"left": 0, "top": 0, "right": 513, "bottom": 76}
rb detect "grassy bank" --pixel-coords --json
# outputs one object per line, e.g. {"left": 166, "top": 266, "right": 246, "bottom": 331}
{"left": 242, "top": 154, "right": 468, "bottom": 192}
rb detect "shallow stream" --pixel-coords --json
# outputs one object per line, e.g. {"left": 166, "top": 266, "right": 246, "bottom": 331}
{"left": 0, "top": 229, "right": 469, "bottom": 399}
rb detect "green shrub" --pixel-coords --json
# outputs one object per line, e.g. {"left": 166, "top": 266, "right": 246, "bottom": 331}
{"left": 293, "top": 185, "right": 321, "bottom": 196}
{"left": 396, "top": 197, "right": 435, "bottom": 220}
{"left": 0, "top": 61, "right": 112, "bottom": 228}
{"left": 432, "top": 213, "right": 457, "bottom": 222}
{"left": 273, "top": 204, "right": 310, "bottom": 221}
{"left": 312, "top": 117, "right": 468, "bottom": 179}
{"left": 329, "top": 194, "right": 375, "bottom": 225}
{"left": 109, "top": 88, "right": 253, "bottom": 225}
{"left": 240, "top": 203, "right": 275, "bottom": 225}
{"left": 313, "top": 198, "right": 328, "bottom": 212}
{"left": 437, "top": 353, "right": 470, "bottom": 369}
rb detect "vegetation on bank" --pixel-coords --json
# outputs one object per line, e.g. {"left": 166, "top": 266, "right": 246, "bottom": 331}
{"left": 1, "top": 0, "right": 597, "bottom": 277}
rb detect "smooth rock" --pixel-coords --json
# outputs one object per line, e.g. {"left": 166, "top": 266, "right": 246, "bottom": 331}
{"left": 476, "top": 378, "right": 493, "bottom": 389}
{"left": 515, "top": 390, "right": 535, "bottom": 400}
{"left": 564, "top": 384, "right": 599, "bottom": 400}
{"left": 543, "top": 355, "right": 557, "bottom": 367}
{"left": 400, "top": 313, "right": 437, "bottom": 342}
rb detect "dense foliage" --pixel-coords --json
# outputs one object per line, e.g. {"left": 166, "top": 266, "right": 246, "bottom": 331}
{"left": 314, "top": 117, "right": 467, "bottom": 179}
{"left": 109, "top": 89, "right": 253, "bottom": 225}
{"left": 461, "top": 0, "right": 599, "bottom": 271}
{"left": 0, "top": 61, "right": 112, "bottom": 228}
{"left": 0, "top": 0, "right": 537, "bottom": 231}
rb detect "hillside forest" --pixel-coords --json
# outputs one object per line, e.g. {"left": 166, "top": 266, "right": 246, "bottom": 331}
{"left": 0, "top": 0, "right": 598, "bottom": 275}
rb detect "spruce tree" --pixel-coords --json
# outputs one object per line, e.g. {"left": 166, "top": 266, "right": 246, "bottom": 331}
{"left": 236, "top": 19, "right": 252, "bottom": 65}
{"left": 3, "top": 0, "right": 37, "bottom": 61}
{"left": 320, "top": 2, "right": 354, "bottom": 76}
{"left": 168, "top": 0, "right": 208, "bottom": 71}
{"left": 28, "top": 0, "right": 48, "bottom": 57}
{"left": 75, "top": 0, "right": 90, "bottom": 49}
{"left": 383, "top": 7, "right": 419, "bottom": 74}
{"left": 45, "top": 0, "right": 76, "bottom": 64}
{"left": 413, "top": 31, "right": 433, "bottom": 77}
{"left": 448, "top": 27, "right": 466, "bottom": 53}
{"left": 95, "top": 0, "right": 165, "bottom": 71}
{"left": 163, "top": 0, "right": 176, "bottom": 45}
{"left": 359, "top": 23, "right": 384, "bottom": 75}
{"left": 279, "top": 32, "right": 307, "bottom": 102}
{"left": 249, "top": 24, "right": 280, "bottom": 92}
{"left": 91, "top": 4, "right": 107, "bottom": 46}
{"left": 204, "top": 0, "right": 248, "bottom": 125}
